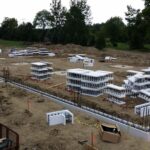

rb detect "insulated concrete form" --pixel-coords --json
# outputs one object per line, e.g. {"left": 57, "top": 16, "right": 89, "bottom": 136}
{"left": 8, "top": 47, "right": 55, "bottom": 57}
{"left": 135, "top": 88, "right": 150, "bottom": 117}
{"left": 127, "top": 70, "right": 143, "bottom": 78}
{"left": 31, "top": 62, "right": 53, "bottom": 80}
{"left": 46, "top": 110, "right": 74, "bottom": 126}
{"left": 67, "top": 68, "right": 113, "bottom": 97}
{"left": 124, "top": 73, "right": 150, "bottom": 97}
{"left": 125, "top": 70, "right": 150, "bottom": 117}
{"left": 142, "top": 67, "right": 150, "bottom": 75}
{"left": 105, "top": 84, "right": 126, "bottom": 105}
{"left": 83, "top": 58, "right": 94, "bottom": 67}
{"left": 68, "top": 55, "right": 85, "bottom": 63}
{"left": 135, "top": 102, "right": 150, "bottom": 117}
{"left": 8, "top": 80, "right": 150, "bottom": 141}
{"left": 139, "top": 89, "right": 150, "bottom": 102}
{"left": 68, "top": 55, "right": 94, "bottom": 66}
{"left": 39, "top": 48, "right": 50, "bottom": 55}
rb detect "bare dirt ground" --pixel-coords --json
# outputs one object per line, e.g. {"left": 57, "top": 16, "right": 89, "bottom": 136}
{"left": 0, "top": 85, "right": 150, "bottom": 150}
{"left": 0, "top": 45, "right": 150, "bottom": 124}
{"left": 0, "top": 45, "right": 150, "bottom": 150}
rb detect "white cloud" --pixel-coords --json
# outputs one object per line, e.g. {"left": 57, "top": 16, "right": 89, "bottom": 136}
{"left": 0, "top": 0, "right": 144, "bottom": 24}
{"left": 88, "top": 0, "right": 144, "bottom": 23}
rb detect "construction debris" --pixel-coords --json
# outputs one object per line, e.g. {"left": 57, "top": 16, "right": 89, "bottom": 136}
{"left": 99, "top": 122, "right": 121, "bottom": 143}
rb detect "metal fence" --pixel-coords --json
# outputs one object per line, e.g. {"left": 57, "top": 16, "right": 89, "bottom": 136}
{"left": 7, "top": 80, "right": 150, "bottom": 133}
{"left": 0, "top": 123, "right": 19, "bottom": 150}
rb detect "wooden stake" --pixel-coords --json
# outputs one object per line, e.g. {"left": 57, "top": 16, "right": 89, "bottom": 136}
{"left": 27, "top": 100, "right": 31, "bottom": 112}
{"left": 91, "top": 132, "right": 93, "bottom": 147}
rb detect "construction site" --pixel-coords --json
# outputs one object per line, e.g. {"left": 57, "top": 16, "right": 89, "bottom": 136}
{"left": 0, "top": 44, "right": 150, "bottom": 150}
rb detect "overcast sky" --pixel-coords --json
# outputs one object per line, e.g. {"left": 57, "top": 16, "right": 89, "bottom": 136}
{"left": 0, "top": 0, "right": 144, "bottom": 24}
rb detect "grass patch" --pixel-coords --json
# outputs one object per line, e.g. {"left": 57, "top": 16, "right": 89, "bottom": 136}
{"left": 144, "top": 44, "right": 150, "bottom": 50}
{"left": 0, "top": 39, "right": 28, "bottom": 48}
{"left": 115, "top": 42, "right": 129, "bottom": 50}
{"left": 107, "top": 42, "right": 150, "bottom": 52}
{"left": 106, "top": 41, "right": 129, "bottom": 50}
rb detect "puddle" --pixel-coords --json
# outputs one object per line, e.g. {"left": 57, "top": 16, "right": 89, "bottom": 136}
{"left": 54, "top": 71, "right": 66, "bottom": 76}
{"left": 111, "top": 65, "right": 133, "bottom": 69}
{"left": 12, "top": 62, "right": 29, "bottom": 66}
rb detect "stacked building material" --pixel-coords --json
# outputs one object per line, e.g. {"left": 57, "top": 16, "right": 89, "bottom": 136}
{"left": 66, "top": 68, "right": 113, "bottom": 97}
{"left": 31, "top": 62, "right": 53, "bottom": 80}
{"left": 105, "top": 84, "right": 126, "bottom": 105}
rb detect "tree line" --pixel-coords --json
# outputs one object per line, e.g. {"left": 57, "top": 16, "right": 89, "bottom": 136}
{"left": 0, "top": 0, "right": 149, "bottom": 50}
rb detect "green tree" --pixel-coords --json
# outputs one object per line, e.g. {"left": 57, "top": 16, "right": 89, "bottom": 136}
{"left": 33, "top": 9, "right": 52, "bottom": 30}
{"left": 49, "top": 0, "right": 67, "bottom": 43}
{"left": 95, "top": 32, "right": 106, "bottom": 50}
{"left": 50, "top": 0, "right": 66, "bottom": 28}
{"left": 64, "top": 0, "right": 92, "bottom": 45}
{"left": 105, "top": 17, "right": 127, "bottom": 46}
{"left": 142, "top": 0, "right": 150, "bottom": 43}
{"left": 64, "top": 3, "right": 88, "bottom": 45}
{"left": 17, "top": 22, "right": 34, "bottom": 41}
{"left": 33, "top": 9, "right": 53, "bottom": 42}
{"left": 87, "top": 23, "right": 105, "bottom": 47}
{"left": 1, "top": 17, "right": 18, "bottom": 40}
{"left": 125, "top": 6, "right": 144, "bottom": 49}
{"left": 71, "top": 0, "right": 91, "bottom": 24}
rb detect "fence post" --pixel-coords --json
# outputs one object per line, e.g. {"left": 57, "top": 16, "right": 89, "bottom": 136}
{"left": 6, "top": 127, "right": 9, "bottom": 139}
{"left": 0, "top": 123, "right": 2, "bottom": 138}
{"left": 16, "top": 133, "right": 19, "bottom": 150}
